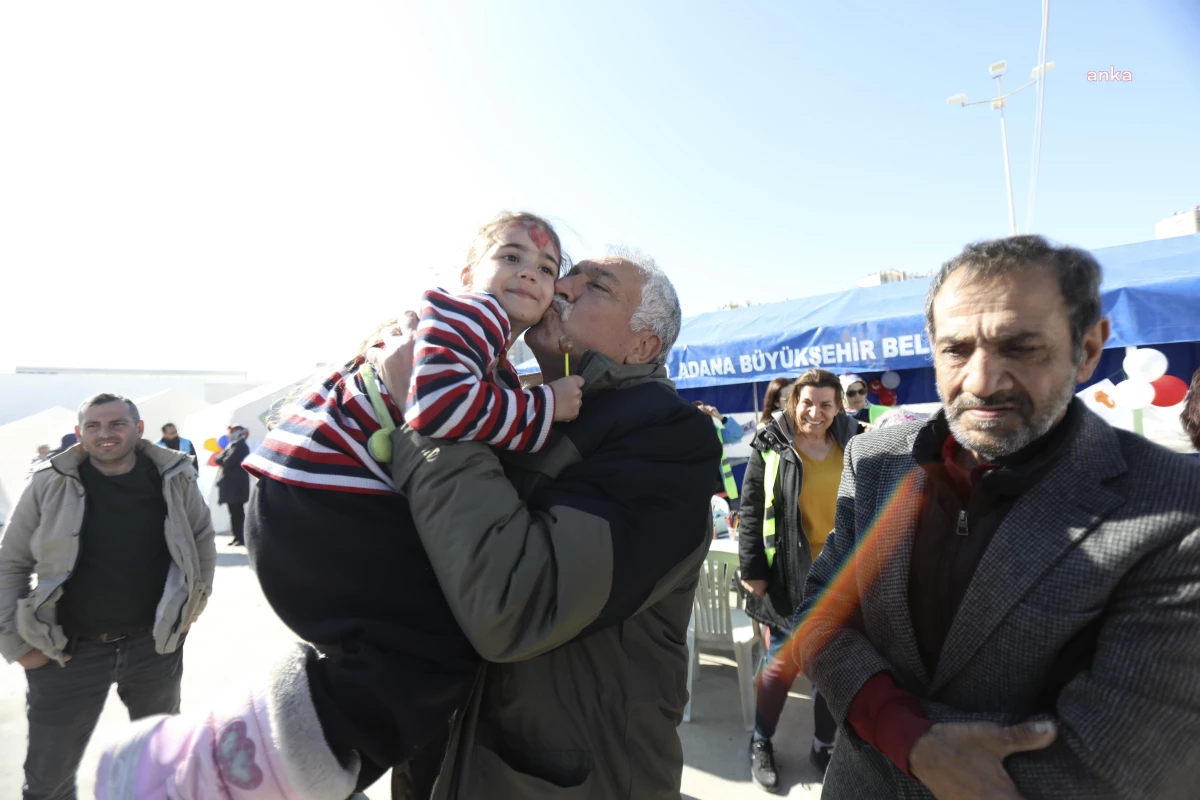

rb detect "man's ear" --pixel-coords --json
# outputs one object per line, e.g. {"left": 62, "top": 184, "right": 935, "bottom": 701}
{"left": 1075, "top": 317, "right": 1112, "bottom": 384}
{"left": 459, "top": 265, "right": 474, "bottom": 292}
{"left": 137, "top": 420, "right": 146, "bottom": 438}
{"left": 624, "top": 331, "right": 664, "bottom": 366}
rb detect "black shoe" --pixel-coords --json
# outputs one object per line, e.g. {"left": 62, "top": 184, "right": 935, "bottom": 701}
{"left": 810, "top": 744, "right": 833, "bottom": 775}
{"left": 749, "top": 737, "right": 780, "bottom": 793}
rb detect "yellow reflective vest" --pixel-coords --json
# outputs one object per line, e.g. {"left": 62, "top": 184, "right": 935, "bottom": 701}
{"left": 761, "top": 449, "right": 780, "bottom": 566}
{"left": 714, "top": 420, "right": 739, "bottom": 500}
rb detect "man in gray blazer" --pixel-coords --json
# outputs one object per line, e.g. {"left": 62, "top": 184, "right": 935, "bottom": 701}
{"left": 794, "top": 235, "right": 1200, "bottom": 799}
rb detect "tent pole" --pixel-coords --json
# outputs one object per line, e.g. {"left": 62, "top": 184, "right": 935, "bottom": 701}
{"left": 753, "top": 382, "right": 760, "bottom": 416}
{"left": 1126, "top": 345, "right": 1144, "bottom": 436}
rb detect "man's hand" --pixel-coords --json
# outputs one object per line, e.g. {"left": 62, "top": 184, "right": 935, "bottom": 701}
{"left": 549, "top": 376, "right": 585, "bottom": 422}
{"left": 909, "top": 720, "right": 1057, "bottom": 799}
{"left": 18, "top": 649, "right": 53, "bottom": 670}
{"left": 697, "top": 404, "right": 721, "bottom": 419}
{"left": 365, "top": 311, "right": 419, "bottom": 402}
{"left": 741, "top": 578, "right": 768, "bottom": 597}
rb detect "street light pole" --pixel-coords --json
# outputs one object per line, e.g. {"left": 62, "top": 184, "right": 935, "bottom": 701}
{"left": 948, "top": 60, "right": 1053, "bottom": 237}
{"left": 995, "top": 74, "right": 1017, "bottom": 235}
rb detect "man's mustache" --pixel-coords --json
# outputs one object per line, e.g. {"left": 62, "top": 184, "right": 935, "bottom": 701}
{"left": 948, "top": 390, "right": 1034, "bottom": 417}
{"left": 551, "top": 296, "right": 573, "bottom": 322}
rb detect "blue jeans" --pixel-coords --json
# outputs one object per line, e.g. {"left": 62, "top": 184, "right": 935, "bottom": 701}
{"left": 23, "top": 630, "right": 185, "bottom": 800}
{"left": 754, "top": 626, "right": 836, "bottom": 744}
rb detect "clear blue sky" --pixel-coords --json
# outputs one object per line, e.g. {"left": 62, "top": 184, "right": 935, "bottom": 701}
{"left": 2, "top": 0, "right": 1197, "bottom": 374}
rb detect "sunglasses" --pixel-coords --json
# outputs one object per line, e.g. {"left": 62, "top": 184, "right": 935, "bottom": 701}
{"left": 845, "top": 389, "right": 866, "bottom": 398}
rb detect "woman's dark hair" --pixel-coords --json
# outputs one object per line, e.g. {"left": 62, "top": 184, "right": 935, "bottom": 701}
{"left": 760, "top": 377, "right": 792, "bottom": 424}
{"left": 1182, "top": 369, "right": 1200, "bottom": 451}
{"left": 787, "top": 369, "right": 845, "bottom": 438}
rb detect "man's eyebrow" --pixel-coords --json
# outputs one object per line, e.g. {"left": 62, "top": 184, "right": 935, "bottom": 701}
{"left": 992, "top": 332, "right": 1047, "bottom": 346}
{"left": 579, "top": 265, "right": 621, "bottom": 283}
{"left": 936, "top": 331, "right": 1045, "bottom": 346}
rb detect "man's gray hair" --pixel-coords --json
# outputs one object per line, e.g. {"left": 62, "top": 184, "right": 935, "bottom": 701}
{"left": 77, "top": 392, "right": 140, "bottom": 424}
{"left": 610, "top": 246, "right": 682, "bottom": 366}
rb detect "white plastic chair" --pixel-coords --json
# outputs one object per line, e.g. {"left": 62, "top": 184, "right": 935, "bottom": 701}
{"left": 711, "top": 495, "right": 730, "bottom": 537}
{"left": 684, "top": 547, "right": 757, "bottom": 731}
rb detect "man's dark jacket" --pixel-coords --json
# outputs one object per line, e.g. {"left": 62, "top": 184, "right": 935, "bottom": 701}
{"left": 794, "top": 405, "right": 1200, "bottom": 799}
{"left": 390, "top": 352, "right": 722, "bottom": 800}
{"left": 216, "top": 440, "right": 251, "bottom": 505}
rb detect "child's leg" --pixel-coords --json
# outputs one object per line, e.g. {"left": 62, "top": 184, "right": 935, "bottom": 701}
{"left": 246, "top": 477, "right": 479, "bottom": 784}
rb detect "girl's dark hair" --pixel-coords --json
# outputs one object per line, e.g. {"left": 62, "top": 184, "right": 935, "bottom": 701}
{"left": 266, "top": 213, "right": 565, "bottom": 431}
{"left": 1182, "top": 369, "right": 1200, "bottom": 451}
{"left": 787, "top": 369, "right": 845, "bottom": 438}
{"left": 466, "top": 211, "right": 570, "bottom": 278}
{"left": 760, "top": 377, "right": 793, "bottom": 424}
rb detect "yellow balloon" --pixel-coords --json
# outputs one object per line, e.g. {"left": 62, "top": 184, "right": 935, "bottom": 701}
{"left": 204, "top": 437, "right": 221, "bottom": 453}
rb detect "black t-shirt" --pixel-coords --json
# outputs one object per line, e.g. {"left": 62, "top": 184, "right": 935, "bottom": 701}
{"left": 57, "top": 452, "right": 172, "bottom": 637}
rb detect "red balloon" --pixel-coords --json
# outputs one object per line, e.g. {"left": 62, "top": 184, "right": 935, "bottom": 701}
{"left": 877, "top": 388, "right": 897, "bottom": 406}
{"left": 1150, "top": 374, "right": 1188, "bottom": 407}
{"left": 207, "top": 453, "right": 219, "bottom": 467}
{"left": 867, "top": 378, "right": 885, "bottom": 393}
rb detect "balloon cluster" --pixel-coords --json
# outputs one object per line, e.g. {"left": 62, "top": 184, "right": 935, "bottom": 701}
{"left": 1116, "top": 349, "right": 1188, "bottom": 409}
{"left": 202, "top": 436, "right": 229, "bottom": 467}
{"left": 866, "top": 371, "right": 902, "bottom": 406}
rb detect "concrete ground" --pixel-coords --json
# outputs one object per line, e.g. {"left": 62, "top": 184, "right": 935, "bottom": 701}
{"left": 1, "top": 536, "right": 824, "bottom": 799}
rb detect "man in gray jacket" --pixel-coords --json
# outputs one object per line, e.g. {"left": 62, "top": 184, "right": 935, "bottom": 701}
{"left": 373, "top": 252, "right": 722, "bottom": 799}
{"left": 0, "top": 392, "right": 216, "bottom": 800}
{"left": 794, "top": 236, "right": 1200, "bottom": 799}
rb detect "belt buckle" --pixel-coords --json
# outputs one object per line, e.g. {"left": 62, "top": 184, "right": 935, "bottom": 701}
{"left": 100, "top": 632, "right": 127, "bottom": 643}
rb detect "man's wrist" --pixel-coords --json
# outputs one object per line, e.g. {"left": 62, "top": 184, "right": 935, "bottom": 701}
{"left": 6, "top": 642, "right": 35, "bottom": 666}
{"left": 877, "top": 702, "right": 935, "bottom": 778}
{"left": 845, "top": 671, "right": 933, "bottom": 778}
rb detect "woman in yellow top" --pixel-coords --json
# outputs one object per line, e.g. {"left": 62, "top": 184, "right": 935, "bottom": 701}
{"left": 739, "top": 368, "right": 861, "bottom": 790}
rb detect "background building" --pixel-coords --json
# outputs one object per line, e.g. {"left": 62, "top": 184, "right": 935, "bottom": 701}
{"left": 1156, "top": 208, "right": 1200, "bottom": 240}
{"left": 857, "top": 269, "right": 932, "bottom": 288}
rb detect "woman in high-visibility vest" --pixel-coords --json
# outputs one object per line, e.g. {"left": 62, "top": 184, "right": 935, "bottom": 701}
{"left": 693, "top": 401, "right": 745, "bottom": 511}
{"left": 739, "top": 369, "right": 861, "bottom": 791}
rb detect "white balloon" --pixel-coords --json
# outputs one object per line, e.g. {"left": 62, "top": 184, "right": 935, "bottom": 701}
{"left": 881, "top": 370, "right": 901, "bottom": 390}
{"left": 1113, "top": 380, "right": 1156, "bottom": 410}
{"left": 1123, "top": 348, "right": 1168, "bottom": 382}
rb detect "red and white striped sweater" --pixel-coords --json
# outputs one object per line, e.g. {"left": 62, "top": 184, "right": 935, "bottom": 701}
{"left": 243, "top": 355, "right": 401, "bottom": 496}
{"left": 404, "top": 289, "right": 555, "bottom": 453}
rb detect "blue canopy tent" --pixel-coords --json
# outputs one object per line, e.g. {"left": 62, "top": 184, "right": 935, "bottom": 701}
{"left": 671, "top": 234, "right": 1200, "bottom": 416}
{"left": 511, "top": 236, "right": 1200, "bottom": 483}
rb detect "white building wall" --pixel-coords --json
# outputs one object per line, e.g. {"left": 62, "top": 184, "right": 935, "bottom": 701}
{"left": 0, "top": 407, "right": 79, "bottom": 508}
{"left": 0, "top": 374, "right": 258, "bottom": 427}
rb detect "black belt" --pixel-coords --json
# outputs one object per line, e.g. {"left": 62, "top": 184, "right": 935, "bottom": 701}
{"left": 76, "top": 629, "right": 146, "bottom": 643}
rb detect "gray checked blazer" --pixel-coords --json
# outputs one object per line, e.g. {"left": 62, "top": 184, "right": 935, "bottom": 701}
{"left": 795, "top": 405, "right": 1200, "bottom": 799}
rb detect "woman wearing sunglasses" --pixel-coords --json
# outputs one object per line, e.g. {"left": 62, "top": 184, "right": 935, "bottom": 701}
{"left": 840, "top": 373, "right": 871, "bottom": 426}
